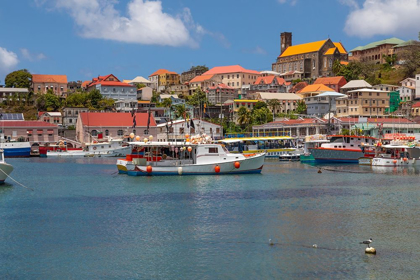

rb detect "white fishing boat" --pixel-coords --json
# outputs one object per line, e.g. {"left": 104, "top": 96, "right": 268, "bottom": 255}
{"left": 117, "top": 140, "right": 266, "bottom": 176}
{"left": 371, "top": 138, "right": 420, "bottom": 167}
{"left": 279, "top": 152, "right": 300, "bottom": 161}
{"left": 0, "top": 149, "right": 13, "bottom": 183}
{"left": 46, "top": 138, "right": 131, "bottom": 158}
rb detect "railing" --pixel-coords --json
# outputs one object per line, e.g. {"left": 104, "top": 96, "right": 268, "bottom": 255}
{"left": 224, "top": 132, "right": 291, "bottom": 138}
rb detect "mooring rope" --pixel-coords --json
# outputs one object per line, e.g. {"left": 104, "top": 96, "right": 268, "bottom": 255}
{"left": 0, "top": 167, "right": 34, "bottom": 191}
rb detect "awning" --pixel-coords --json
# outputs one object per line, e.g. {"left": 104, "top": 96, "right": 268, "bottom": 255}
{"left": 27, "top": 130, "right": 33, "bottom": 134}
{"left": 47, "top": 130, "right": 54, "bottom": 134}
{"left": 37, "top": 130, "right": 43, "bottom": 134}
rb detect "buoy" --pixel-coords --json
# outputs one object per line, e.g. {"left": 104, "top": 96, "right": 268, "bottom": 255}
{"left": 365, "top": 247, "right": 376, "bottom": 254}
{"left": 130, "top": 132, "right": 135, "bottom": 139}
{"left": 187, "top": 146, "right": 192, "bottom": 152}
{"left": 312, "top": 244, "right": 318, "bottom": 248}
{"left": 178, "top": 167, "right": 183, "bottom": 175}
{"left": 269, "top": 239, "right": 274, "bottom": 246}
{"left": 215, "top": 165, "right": 220, "bottom": 173}
{"left": 144, "top": 138, "right": 148, "bottom": 143}
{"left": 234, "top": 161, "right": 240, "bottom": 169}
{"left": 146, "top": 165, "right": 152, "bottom": 173}
{"left": 135, "top": 135, "right": 140, "bottom": 141}
{"left": 393, "top": 160, "right": 397, "bottom": 164}
{"left": 403, "top": 157, "right": 408, "bottom": 162}
{"left": 318, "top": 169, "right": 322, "bottom": 173}
{"left": 149, "top": 135, "right": 153, "bottom": 141}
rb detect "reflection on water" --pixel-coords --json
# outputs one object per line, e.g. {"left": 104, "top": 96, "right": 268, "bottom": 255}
{"left": 0, "top": 158, "right": 420, "bottom": 279}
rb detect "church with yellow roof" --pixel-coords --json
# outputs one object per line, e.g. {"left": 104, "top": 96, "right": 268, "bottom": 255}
{"left": 272, "top": 32, "right": 348, "bottom": 80}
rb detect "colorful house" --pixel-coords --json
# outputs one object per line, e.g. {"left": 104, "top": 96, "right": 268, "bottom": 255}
{"left": 32, "top": 74, "right": 68, "bottom": 96}
{"left": 313, "top": 76, "right": 347, "bottom": 92}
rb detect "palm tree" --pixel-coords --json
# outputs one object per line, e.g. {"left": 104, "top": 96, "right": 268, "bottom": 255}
{"left": 161, "top": 98, "right": 172, "bottom": 118}
{"left": 267, "top": 99, "right": 281, "bottom": 117}
{"left": 237, "top": 107, "right": 252, "bottom": 131}
{"left": 174, "top": 104, "right": 188, "bottom": 119}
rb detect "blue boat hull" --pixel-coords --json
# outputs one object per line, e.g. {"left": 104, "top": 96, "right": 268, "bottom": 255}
{"left": 4, "top": 147, "right": 31, "bottom": 158}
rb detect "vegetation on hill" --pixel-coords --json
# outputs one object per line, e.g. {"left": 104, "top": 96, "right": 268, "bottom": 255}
{"left": 5, "top": 69, "right": 32, "bottom": 89}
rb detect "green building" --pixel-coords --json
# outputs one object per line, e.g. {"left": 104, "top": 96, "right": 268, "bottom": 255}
{"left": 385, "top": 91, "right": 400, "bottom": 114}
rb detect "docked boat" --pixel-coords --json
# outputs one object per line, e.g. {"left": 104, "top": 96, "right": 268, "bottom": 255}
{"left": 117, "top": 141, "right": 266, "bottom": 176}
{"left": 309, "top": 135, "right": 376, "bottom": 163}
{"left": 371, "top": 138, "right": 420, "bottom": 167}
{"left": 0, "top": 141, "right": 31, "bottom": 157}
{"left": 299, "top": 134, "right": 329, "bottom": 162}
{"left": 219, "top": 136, "right": 297, "bottom": 158}
{"left": 0, "top": 149, "right": 13, "bottom": 183}
{"left": 279, "top": 152, "right": 300, "bottom": 161}
{"left": 46, "top": 138, "right": 131, "bottom": 157}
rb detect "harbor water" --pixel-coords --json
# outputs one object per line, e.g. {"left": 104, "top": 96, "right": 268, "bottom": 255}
{"left": 1, "top": 158, "right": 420, "bottom": 279}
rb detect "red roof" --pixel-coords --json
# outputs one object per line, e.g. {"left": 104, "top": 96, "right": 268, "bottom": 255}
{"left": 89, "top": 81, "right": 134, "bottom": 87}
{"left": 269, "top": 119, "right": 325, "bottom": 125}
{"left": 82, "top": 80, "right": 91, "bottom": 88}
{"left": 203, "top": 65, "right": 260, "bottom": 75}
{"left": 412, "top": 101, "right": 420, "bottom": 108}
{"left": 149, "top": 69, "right": 178, "bottom": 77}
{"left": 208, "top": 83, "right": 234, "bottom": 90}
{"left": 32, "top": 74, "right": 68, "bottom": 84}
{"left": 313, "top": 76, "right": 347, "bottom": 85}
{"left": 254, "top": 75, "right": 286, "bottom": 85}
{"left": 79, "top": 112, "right": 156, "bottom": 127}
{"left": 0, "top": 121, "right": 58, "bottom": 127}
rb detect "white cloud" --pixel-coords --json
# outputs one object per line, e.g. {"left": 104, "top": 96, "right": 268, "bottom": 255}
{"left": 0, "top": 47, "right": 19, "bottom": 76}
{"left": 339, "top": 0, "right": 359, "bottom": 9}
{"left": 39, "top": 0, "right": 210, "bottom": 47}
{"left": 20, "top": 48, "right": 47, "bottom": 61}
{"left": 277, "top": 0, "right": 298, "bottom": 5}
{"left": 344, "top": 0, "right": 420, "bottom": 38}
{"left": 243, "top": 46, "right": 267, "bottom": 55}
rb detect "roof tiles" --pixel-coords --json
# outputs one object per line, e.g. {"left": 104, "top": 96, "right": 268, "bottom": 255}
{"left": 79, "top": 112, "right": 156, "bottom": 127}
{"left": 32, "top": 74, "right": 68, "bottom": 84}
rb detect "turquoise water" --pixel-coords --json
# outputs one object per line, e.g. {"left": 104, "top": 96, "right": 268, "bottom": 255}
{"left": 1, "top": 158, "right": 420, "bottom": 279}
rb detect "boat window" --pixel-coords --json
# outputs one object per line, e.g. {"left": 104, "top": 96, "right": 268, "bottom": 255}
{"left": 334, "top": 146, "right": 337, "bottom": 148}
{"left": 208, "top": 147, "right": 218, "bottom": 153}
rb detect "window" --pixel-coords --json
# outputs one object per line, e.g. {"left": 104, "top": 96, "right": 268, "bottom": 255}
{"left": 91, "top": 130, "right": 98, "bottom": 136}
{"left": 180, "top": 127, "right": 184, "bottom": 134}
{"left": 69, "top": 119, "right": 72, "bottom": 123}
{"left": 216, "top": 128, "right": 220, "bottom": 133}
{"left": 117, "top": 130, "right": 123, "bottom": 136}
{"left": 237, "top": 74, "right": 239, "bottom": 78}
{"left": 208, "top": 147, "right": 218, "bottom": 153}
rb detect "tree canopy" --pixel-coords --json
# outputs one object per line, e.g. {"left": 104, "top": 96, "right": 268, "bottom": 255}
{"left": 5, "top": 69, "right": 32, "bottom": 89}
{"left": 189, "top": 65, "right": 209, "bottom": 72}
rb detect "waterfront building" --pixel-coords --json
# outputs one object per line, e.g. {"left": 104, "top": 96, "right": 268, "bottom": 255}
{"left": 340, "top": 80, "right": 372, "bottom": 95}
{"left": 86, "top": 74, "right": 137, "bottom": 102}
{"left": 148, "top": 69, "right": 180, "bottom": 92}
{"left": 76, "top": 112, "right": 157, "bottom": 143}
{"left": 62, "top": 107, "right": 88, "bottom": 128}
{"left": 137, "top": 86, "right": 153, "bottom": 101}
{"left": 0, "top": 120, "right": 58, "bottom": 146}
{"left": 272, "top": 32, "right": 348, "bottom": 79}
{"left": 38, "top": 112, "right": 62, "bottom": 125}
{"left": 336, "top": 89, "right": 389, "bottom": 118}
{"left": 252, "top": 117, "right": 328, "bottom": 137}
{"left": 349, "top": 37, "right": 405, "bottom": 64}
{"left": 313, "top": 76, "right": 347, "bottom": 92}
{"left": 0, "top": 88, "right": 29, "bottom": 104}
{"left": 32, "top": 74, "right": 68, "bottom": 96}
{"left": 156, "top": 119, "right": 222, "bottom": 142}
{"left": 206, "top": 83, "right": 238, "bottom": 105}
{"left": 189, "top": 74, "right": 222, "bottom": 96}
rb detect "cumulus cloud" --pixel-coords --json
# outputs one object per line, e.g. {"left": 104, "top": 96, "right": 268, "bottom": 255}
{"left": 38, "top": 0, "right": 211, "bottom": 47}
{"left": 278, "top": 0, "right": 298, "bottom": 5}
{"left": 20, "top": 48, "right": 47, "bottom": 61}
{"left": 0, "top": 47, "right": 19, "bottom": 76}
{"left": 344, "top": 0, "right": 420, "bottom": 38}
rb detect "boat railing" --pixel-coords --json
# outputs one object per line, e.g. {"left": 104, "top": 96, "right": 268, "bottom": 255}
{"left": 225, "top": 132, "right": 291, "bottom": 138}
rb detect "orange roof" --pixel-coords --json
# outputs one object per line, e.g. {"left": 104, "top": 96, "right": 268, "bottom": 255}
{"left": 138, "top": 100, "right": 151, "bottom": 104}
{"left": 280, "top": 40, "right": 327, "bottom": 57}
{"left": 32, "top": 74, "right": 67, "bottom": 84}
{"left": 79, "top": 112, "right": 156, "bottom": 127}
{"left": 189, "top": 74, "right": 214, "bottom": 83}
{"left": 324, "top": 48, "right": 337, "bottom": 55}
{"left": 314, "top": 76, "right": 346, "bottom": 85}
{"left": 254, "top": 75, "right": 286, "bottom": 85}
{"left": 298, "top": 84, "right": 335, "bottom": 93}
{"left": 412, "top": 101, "right": 420, "bottom": 108}
{"left": 340, "top": 61, "right": 349, "bottom": 65}
{"left": 334, "top": 42, "right": 347, "bottom": 54}
{"left": 203, "top": 65, "right": 260, "bottom": 75}
{"left": 149, "top": 69, "right": 178, "bottom": 77}
{"left": 82, "top": 80, "right": 91, "bottom": 88}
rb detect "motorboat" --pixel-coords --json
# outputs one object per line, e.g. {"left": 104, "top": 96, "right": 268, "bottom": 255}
{"left": 279, "top": 152, "right": 300, "bottom": 161}
{"left": 371, "top": 138, "right": 420, "bottom": 167}
{"left": 299, "top": 134, "right": 329, "bottom": 162}
{"left": 309, "top": 135, "right": 376, "bottom": 163}
{"left": 46, "top": 138, "right": 131, "bottom": 158}
{"left": 0, "top": 141, "right": 31, "bottom": 157}
{"left": 0, "top": 149, "right": 13, "bottom": 183}
{"left": 117, "top": 140, "right": 266, "bottom": 176}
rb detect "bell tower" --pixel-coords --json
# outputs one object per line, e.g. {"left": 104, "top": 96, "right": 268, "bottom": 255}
{"left": 280, "top": 32, "right": 292, "bottom": 55}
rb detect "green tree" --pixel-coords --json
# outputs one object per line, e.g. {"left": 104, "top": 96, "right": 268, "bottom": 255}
{"left": 45, "top": 91, "right": 61, "bottom": 111}
{"left": 87, "top": 89, "right": 102, "bottom": 108}
{"left": 189, "top": 65, "right": 209, "bottom": 72}
{"left": 136, "top": 83, "right": 146, "bottom": 89}
{"left": 295, "top": 100, "right": 307, "bottom": 114}
{"left": 5, "top": 69, "right": 32, "bottom": 89}
{"left": 237, "top": 107, "right": 252, "bottom": 131}
{"left": 267, "top": 99, "right": 281, "bottom": 116}
{"left": 97, "top": 98, "right": 115, "bottom": 111}
{"left": 399, "top": 43, "right": 420, "bottom": 78}
{"left": 252, "top": 101, "right": 267, "bottom": 111}
{"left": 252, "top": 107, "right": 273, "bottom": 125}
{"left": 174, "top": 104, "right": 187, "bottom": 119}
{"left": 151, "top": 91, "right": 159, "bottom": 103}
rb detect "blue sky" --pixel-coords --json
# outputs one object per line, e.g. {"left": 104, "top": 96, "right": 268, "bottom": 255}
{"left": 1, "top": 0, "right": 420, "bottom": 83}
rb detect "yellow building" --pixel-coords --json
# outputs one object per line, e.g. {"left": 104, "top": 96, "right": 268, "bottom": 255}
{"left": 336, "top": 89, "right": 390, "bottom": 118}
{"left": 148, "top": 69, "right": 180, "bottom": 92}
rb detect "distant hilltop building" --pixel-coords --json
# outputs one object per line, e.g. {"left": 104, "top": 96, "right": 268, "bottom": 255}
{"left": 32, "top": 74, "right": 68, "bottom": 97}
{"left": 272, "top": 32, "right": 348, "bottom": 80}
{"left": 148, "top": 69, "right": 180, "bottom": 92}
{"left": 350, "top": 37, "right": 405, "bottom": 64}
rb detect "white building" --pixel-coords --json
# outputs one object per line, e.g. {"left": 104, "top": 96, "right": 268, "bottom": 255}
{"left": 62, "top": 107, "right": 88, "bottom": 127}
{"left": 156, "top": 119, "right": 223, "bottom": 141}
{"left": 416, "top": 74, "right": 420, "bottom": 99}
{"left": 159, "top": 94, "right": 185, "bottom": 105}
{"left": 87, "top": 74, "right": 137, "bottom": 101}
{"left": 399, "top": 77, "right": 416, "bottom": 101}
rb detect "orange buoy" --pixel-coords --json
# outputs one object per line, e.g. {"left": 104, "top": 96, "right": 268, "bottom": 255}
{"left": 146, "top": 165, "right": 152, "bottom": 173}
{"left": 215, "top": 165, "right": 220, "bottom": 173}
{"left": 393, "top": 160, "right": 397, "bottom": 164}
{"left": 234, "top": 161, "right": 240, "bottom": 169}
{"left": 403, "top": 157, "right": 408, "bottom": 162}
{"left": 188, "top": 146, "right": 192, "bottom": 152}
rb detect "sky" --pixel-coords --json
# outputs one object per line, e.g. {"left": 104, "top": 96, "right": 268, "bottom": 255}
{"left": 1, "top": 0, "right": 420, "bottom": 84}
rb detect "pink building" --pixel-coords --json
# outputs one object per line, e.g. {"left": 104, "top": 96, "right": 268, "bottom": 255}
{"left": 32, "top": 74, "right": 68, "bottom": 96}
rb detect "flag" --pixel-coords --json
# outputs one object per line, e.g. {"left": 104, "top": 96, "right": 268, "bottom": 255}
{"left": 190, "top": 119, "right": 195, "bottom": 129}
{"left": 132, "top": 114, "right": 136, "bottom": 128}
{"left": 131, "top": 107, "right": 135, "bottom": 117}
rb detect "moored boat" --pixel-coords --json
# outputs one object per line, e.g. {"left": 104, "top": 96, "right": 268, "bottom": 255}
{"left": 371, "top": 138, "right": 420, "bottom": 167}
{"left": 0, "top": 141, "right": 31, "bottom": 158}
{"left": 279, "top": 152, "right": 300, "bottom": 161}
{"left": 117, "top": 141, "right": 265, "bottom": 176}
{"left": 0, "top": 149, "right": 13, "bottom": 183}
{"left": 299, "top": 134, "right": 329, "bottom": 162}
{"left": 309, "top": 135, "right": 376, "bottom": 163}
